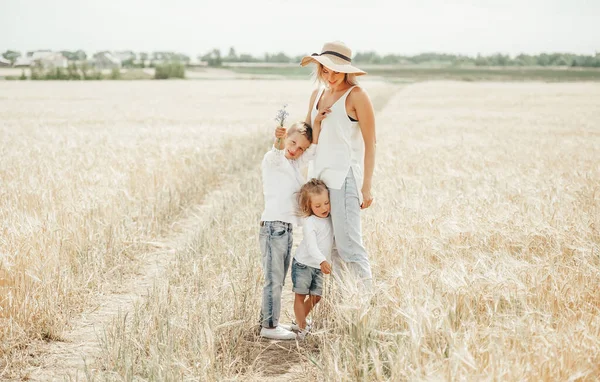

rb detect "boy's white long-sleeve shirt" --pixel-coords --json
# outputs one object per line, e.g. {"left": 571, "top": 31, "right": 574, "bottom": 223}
{"left": 261, "top": 145, "right": 316, "bottom": 226}
{"left": 294, "top": 215, "right": 334, "bottom": 269}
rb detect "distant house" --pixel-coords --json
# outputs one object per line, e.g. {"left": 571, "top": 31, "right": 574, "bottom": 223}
{"left": 13, "top": 51, "right": 68, "bottom": 68}
{"left": 188, "top": 57, "right": 207, "bottom": 67}
{"left": 37, "top": 52, "right": 68, "bottom": 69}
{"left": 114, "top": 51, "right": 136, "bottom": 63}
{"left": 94, "top": 52, "right": 121, "bottom": 70}
{"left": 13, "top": 57, "right": 32, "bottom": 67}
{"left": 0, "top": 56, "right": 11, "bottom": 67}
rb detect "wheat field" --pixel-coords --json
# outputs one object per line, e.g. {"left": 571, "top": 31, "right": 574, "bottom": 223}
{"left": 1, "top": 79, "right": 599, "bottom": 380}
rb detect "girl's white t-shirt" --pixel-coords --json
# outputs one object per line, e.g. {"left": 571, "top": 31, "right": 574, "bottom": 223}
{"left": 294, "top": 215, "right": 333, "bottom": 269}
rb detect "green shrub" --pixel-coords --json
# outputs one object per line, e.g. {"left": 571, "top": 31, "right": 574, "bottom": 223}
{"left": 80, "top": 62, "right": 90, "bottom": 80}
{"left": 43, "top": 67, "right": 69, "bottom": 80}
{"left": 23, "top": 61, "right": 185, "bottom": 81}
{"left": 154, "top": 62, "right": 185, "bottom": 79}
{"left": 67, "top": 63, "right": 81, "bottom": 80}
{"left": 120, "top": 69, "right": 153, "bottom": 80}
{"left": 110, "top": 67, "right": 121, "bottom": 80}
{"left": 84, "top": 70, "right": 103, "bottom": 80}
{"left": 30, "top": 62, "right": 43, "bottom": 80}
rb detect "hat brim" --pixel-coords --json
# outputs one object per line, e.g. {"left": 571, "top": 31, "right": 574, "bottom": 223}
{"left": 300, "top": 55, "right": 367, "bottom": 75}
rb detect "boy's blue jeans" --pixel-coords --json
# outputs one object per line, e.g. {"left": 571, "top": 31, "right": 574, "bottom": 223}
{"left": 259, "top": 220, "right": 293, "bottom": 328}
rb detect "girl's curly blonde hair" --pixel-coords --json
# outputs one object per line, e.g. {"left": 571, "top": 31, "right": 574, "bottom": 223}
{"left": 297, "top": 178, "right": 329, "bottom": 217}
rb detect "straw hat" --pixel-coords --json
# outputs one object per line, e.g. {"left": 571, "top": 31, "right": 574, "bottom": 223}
{"left": 300, "top": 41, "right": 366, "bottom": 75}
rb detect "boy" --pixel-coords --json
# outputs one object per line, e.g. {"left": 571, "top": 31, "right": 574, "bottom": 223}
{"left": 259, "top": 121, "right": 320, "bottom": 340}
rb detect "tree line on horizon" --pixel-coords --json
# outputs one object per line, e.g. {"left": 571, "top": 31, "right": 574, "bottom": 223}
{"left": 194, "top": 47, "right": 600, "bottom": 68}
{"left": 3, "top": 47, "right": 600, "bottom": 68}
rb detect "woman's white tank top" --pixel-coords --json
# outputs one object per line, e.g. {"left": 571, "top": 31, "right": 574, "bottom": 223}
{"left": 308, "top": 86, "right": 364, "bottom": 202}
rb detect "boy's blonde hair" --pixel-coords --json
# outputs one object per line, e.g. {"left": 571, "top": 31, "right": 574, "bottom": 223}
{"left": 313, "top": 62, "right": 358, "bottom": 87}
{"left": 297, "top": 178, "right": 329, "bottom": 217}
{"left": 287, "top": 121, "right": 313, "bottom": 142}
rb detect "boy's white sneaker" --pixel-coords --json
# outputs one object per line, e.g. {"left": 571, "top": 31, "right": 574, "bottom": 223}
{"left": 278, "top": 323, "right": 293, "bottom": 331}
{"left": 260, "top": 326, "right": 296, "bottom": 340}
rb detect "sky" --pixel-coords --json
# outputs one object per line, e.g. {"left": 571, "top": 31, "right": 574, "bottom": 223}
{"left": 1, "top": 0, "right": 599, "bottom": 58}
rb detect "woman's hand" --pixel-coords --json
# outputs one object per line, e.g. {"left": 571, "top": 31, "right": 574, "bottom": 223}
{"left": 361, "top": 187, "right": 374, "bottom": 209}
{"left": 314, "top": 106, "right": 331, "bottom": 125}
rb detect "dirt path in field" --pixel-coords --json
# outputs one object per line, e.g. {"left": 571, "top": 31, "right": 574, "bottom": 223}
{"left": 20, "top": 202, "right": 217, "bottom": 381}
{"left": 20, "top": 83, "right": 401, "bottom": 381}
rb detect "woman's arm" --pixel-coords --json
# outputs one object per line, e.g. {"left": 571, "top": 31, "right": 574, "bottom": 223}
{"left": 308, "top": 89, "right": 331, "bottom": 145}
{"left": 305, "top": 88, "right": 320, "bottom": 126}
{"left": 353, "top": 88, "right": 376, "bottom": 209}
{"left": 291, "top": 89, "right": 322, "bottom": 168}
{"left": 311, "top": 120, "right": 321, "bottom": 144}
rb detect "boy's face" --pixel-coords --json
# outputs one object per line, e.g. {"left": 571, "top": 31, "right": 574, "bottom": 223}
{"left": 310, "top": 190, "right": 331, "bottom": 218}
{"left": 284, "top": 132, "right": 311, "bottom": 160}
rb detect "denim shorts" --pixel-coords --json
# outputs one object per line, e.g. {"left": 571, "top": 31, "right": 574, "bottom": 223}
{"left": 291, "top": 258, "right": 323, "bottom": 296}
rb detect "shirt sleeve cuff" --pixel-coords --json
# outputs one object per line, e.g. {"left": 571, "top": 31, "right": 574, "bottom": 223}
{"left": 272, "top": 145, "right": 285, "bottom": 153}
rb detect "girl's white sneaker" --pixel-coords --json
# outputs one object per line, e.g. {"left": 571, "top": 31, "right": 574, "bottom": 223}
{"left": 291, "top": 319, "right": 312, "bottom": 332}
{"left": 296, "top": 328, "right": 310, "bottom": 340}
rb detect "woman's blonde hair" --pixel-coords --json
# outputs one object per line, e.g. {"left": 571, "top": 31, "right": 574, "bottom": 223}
{"left": 313, "top": 63, "right": 358, "bottom": 87}
{"left": 297, "top": 178, "right": 329, "bottom": 217}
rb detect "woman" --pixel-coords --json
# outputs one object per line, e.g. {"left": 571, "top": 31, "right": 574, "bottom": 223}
{"left": 300, "top": 41, "right": 375, "bottom": 289}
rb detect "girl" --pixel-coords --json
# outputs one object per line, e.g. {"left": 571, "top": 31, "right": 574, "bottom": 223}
{"left": 291, "top": 179, "right": 333, "bottom": 339}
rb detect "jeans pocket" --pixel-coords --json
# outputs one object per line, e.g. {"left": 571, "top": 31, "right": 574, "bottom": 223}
{"left": 271, "top": 228, "right": 286, "bottom": 237}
